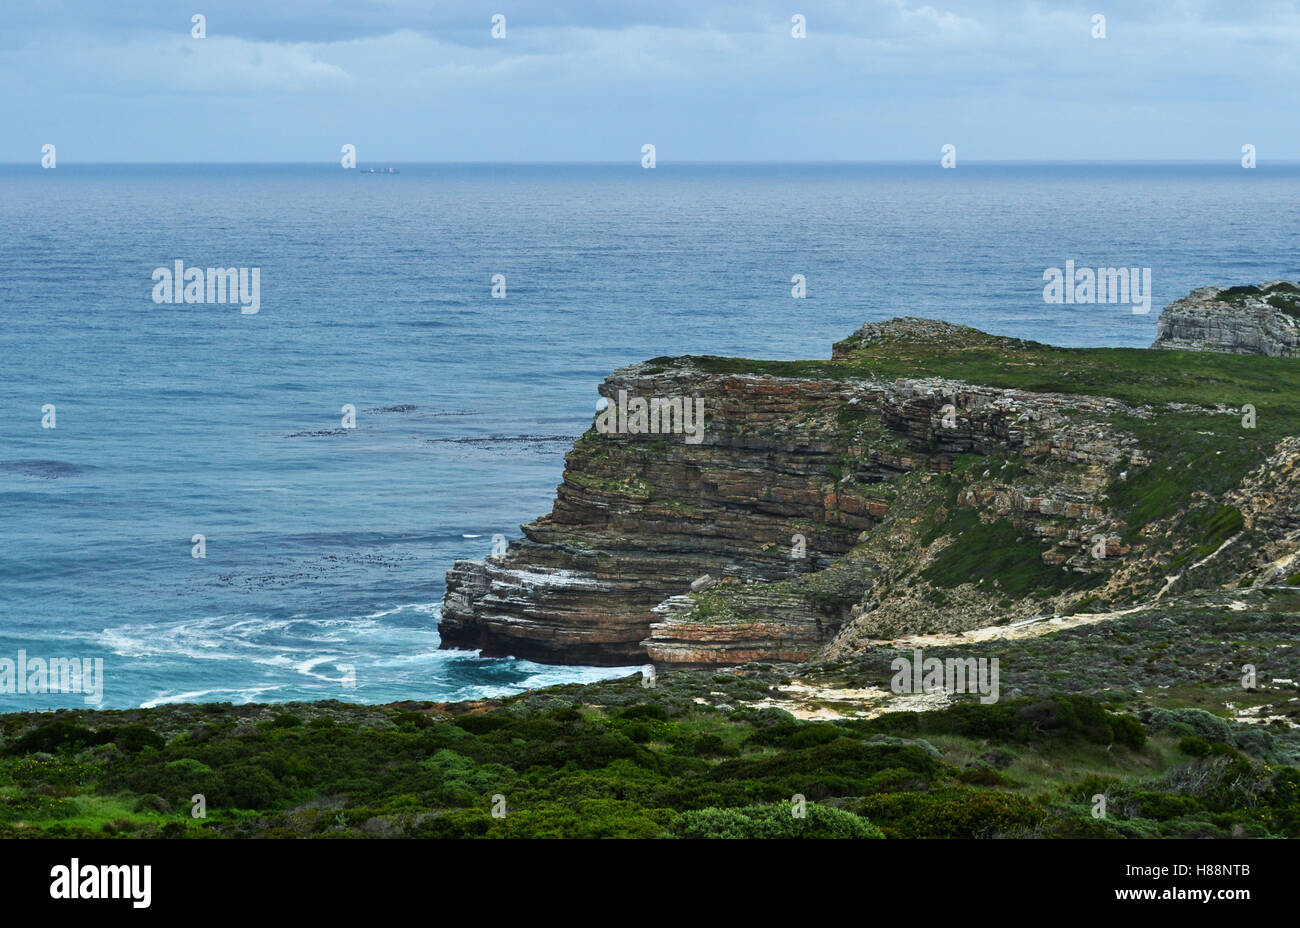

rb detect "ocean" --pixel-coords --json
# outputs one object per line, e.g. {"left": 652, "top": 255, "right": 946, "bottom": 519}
{"left": 1, "top": 161, "right": 1295, "bottom": 710}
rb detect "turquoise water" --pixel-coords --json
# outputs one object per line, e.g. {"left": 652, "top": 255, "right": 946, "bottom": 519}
{"left": 1, "top": 162, "right": 1295, "bottom": 709}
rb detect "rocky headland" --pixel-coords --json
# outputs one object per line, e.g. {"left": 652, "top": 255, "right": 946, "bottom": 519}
{"left": 441, "top": 285, "right": 1300, "bottom": 670}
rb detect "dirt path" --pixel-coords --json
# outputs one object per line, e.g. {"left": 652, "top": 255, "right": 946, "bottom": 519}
{"left": 741, "top": 603, "right": 1154, "bottom": 720}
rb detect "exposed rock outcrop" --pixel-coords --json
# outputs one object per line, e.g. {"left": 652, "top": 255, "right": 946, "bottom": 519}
{"left": 1152, "top": 281, "right": 1300, "bottom": 356}
{"left": 1231, "top": 437, "right": 1300, "bottom": 587}
{"left": 441, "top": 316, "right": 1300, "bottom": 668}
{"left": 441, "top": 370, "right": 884, "bottom": 665}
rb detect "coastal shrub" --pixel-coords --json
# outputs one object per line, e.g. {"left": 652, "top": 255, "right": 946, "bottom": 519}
{"left": 1129, "top": 790, "right": 1202, "bottom": 822}
{"left": 1034, "top": 806, "right": 1162, "bottom": 839}
{"left": 453, "top": 715, "right": 512, "bottom": 735}
{"left": 957, "top": 765, "right": 1014, "bottom": 787}
{"left": 1, "top": 679, "right": 1285, "bottom": 838}
{"left": 619, "top": 704, "right": 668, "bottom": 722}
{"left": 647, "top": 777, "right": 784, "bottom": 810}
{"left": 489, "top": 800, "right": 675, "bottom": 839}
{"left": 1268, "top": 767, "right": 1300, "bottom": 807}
{"left": 134, "top": 793, "right": 171, "bottom": 814}
{"left": 1035, "top": 812, "right": 1127, "bottom": 839}
{"left": 1108, "top": 713, "right": 1147, "bottom": 750}
{"left": 615, "top": 721, "right": 655, "bottom": 743}
{"left": 1230, "top": 727, "right": 1297, "bottom": 764}
{"left": 863, "top": 695, "right": 1145, "bottom": 749}
{"left": 1160, "top": 755, "right": 1273, "bottom": 811}
{"left": 1266, "top": 293, "right": 1300, "bottom": 317}
{"left": 106, "top": 726, "right": 166, "bottom": 754}
{"left": 9, "top": 721, "right": 99, "bottom": 755}
{"left": 164, "top": 757, "right": 213, "bottom": 776}
{"left": 408, "top": 809, "right": 493, "bottom": 838}
{"left": 10, "top": 757, "right": 93, "bottom": 788}
{"left": 1060, "top": 773, "right": 1121, "bottom": 804}
{"left": 669, "top": 803, "right": 884, "bottom": 839}
{"left": 1143, "top": 708, "right": 1232, "bottom": 743}
{"left": 727, "top": 706, "right": 797, "bottom": 728}
{"left": 391, "top": 711, "right": 437, "bottom": 731}
{"left": 863, "top": 767, "right": 932, "bottom": 793}
{"left": 420, "top": 750, "right": 515, "bottom": 804}
{"left": 13, "top": 721, "right": 168, "bottom": 756}
{"left": 518, "top": 730, "right": 659, "bottom": 772}
{"left": 222, "top": 766, "right": 283, "bottom": 810}
{"left": 532, "top": 763, "right": 669, "bottom": 807}
{"left": 979, "top": 747, "right": 1016, "bottom": 769}
{"left": 1266, "top": 768, "right": 1300, "bottom": 836}
{"left": 1179, "top": 736, "right": 1212, "bottom": 757}
{"left": 672, "top": 733, "right": 735, "bottom": 757}
{"left": 711, "top": 739, "right": 942, "bottom": 799}
{"left": 864, "top": 734, "right": 943, "bottom": 758}
{"left": 854, "top": 789, "right": 1043, "bottom": 838}
{"left": 745, "top": 721, "right": 843, "bottom": 749}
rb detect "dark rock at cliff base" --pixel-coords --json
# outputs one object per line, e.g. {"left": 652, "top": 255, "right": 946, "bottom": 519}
{"left": 1152, "top": 281, "right": 1300, "bottom": 356}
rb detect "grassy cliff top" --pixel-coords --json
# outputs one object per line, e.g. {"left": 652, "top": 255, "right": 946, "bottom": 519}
{"left": 646, "top": 317, "right": 1300, "bottom": 417}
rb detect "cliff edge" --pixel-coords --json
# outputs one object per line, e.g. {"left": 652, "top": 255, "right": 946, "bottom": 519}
{"left": 441, "top": 308, "right": 1300, "bottom": 667}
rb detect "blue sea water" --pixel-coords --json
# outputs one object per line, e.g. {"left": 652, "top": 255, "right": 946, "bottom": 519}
{"left": 1, "top": 162, "right": 1296, "bottom": 710}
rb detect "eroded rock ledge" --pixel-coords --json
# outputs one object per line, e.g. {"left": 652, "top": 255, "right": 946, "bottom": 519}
{"left": 441, "top": 309, "right": 1300, "bottom": 668}
{"left": 1152, "top": 281, "right": 1300, "bottom": 356}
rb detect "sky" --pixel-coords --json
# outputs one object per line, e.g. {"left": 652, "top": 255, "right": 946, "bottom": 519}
{"left": 4, "top": 0, "right": 1299, "bottom": 162}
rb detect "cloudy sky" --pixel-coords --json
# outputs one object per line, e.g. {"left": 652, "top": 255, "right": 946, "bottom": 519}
{"left": 5, "top": 0, "right": 1298, "bottom": 162}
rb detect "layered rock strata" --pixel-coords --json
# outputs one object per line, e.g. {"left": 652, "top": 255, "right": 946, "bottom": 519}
{"left": 442, "top": 320, "right": 1144, "bottom": 665}
{"left": 441, "top": 371, "right": 881, "bottom": 664}
{"left": 1152, "top": 281, "right": 1300, "bottom": 356}
{"left": 442, "top": 308, "right": 1300, "bottom": 668}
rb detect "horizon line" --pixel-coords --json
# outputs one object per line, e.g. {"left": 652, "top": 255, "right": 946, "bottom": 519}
{"left": 4, "top": 157, "right": 1295, "bottom": 167}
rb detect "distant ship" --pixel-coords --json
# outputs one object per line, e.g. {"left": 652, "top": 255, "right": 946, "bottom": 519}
{"left": 359, "top": 167, "right": 400, "bottom": 174}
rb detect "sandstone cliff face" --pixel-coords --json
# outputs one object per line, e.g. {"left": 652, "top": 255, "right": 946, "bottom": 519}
{"left": 1152, "top": 282, "right": 1300, "bottom": 356}
{"left": 441, "top": 370, "right": 881, "bottom": 664}
{"left": 441, "top": 316, "right": 1300, "bottom": 668}
{"left": 443, "top": 320, "right": 1138, "bottom": 665}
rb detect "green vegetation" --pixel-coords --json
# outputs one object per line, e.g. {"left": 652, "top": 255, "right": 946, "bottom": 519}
{"left": 1105, "top": 412, "right": 1277, "bottom": 548}
{"left": 0, "top": 671, "right": 1294, "bottom": 839}
{"left": 1215, "top": 281, "right": 1300, "bottom": 318}
{"left": 1219, "top": 285, "right": 1264, "bottom": 302}
{"left": 659, "top": 337, "right": 1300, "bottom": 419}
{"left": 670, "top": 803, "right": 884, "bottom": 838}
{"left": 1267, "top": 293, "right": 1300, "bottom": 318}
{"left": 921, "top": 509, "right": 1099, "bottom": 597}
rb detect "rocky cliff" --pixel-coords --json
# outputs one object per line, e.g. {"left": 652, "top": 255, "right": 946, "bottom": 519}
{"left": 1152, "top": 281, "right": 1300, "bottom": 356}
{"left": 441, "top": 310, "right": 1300, "bottom": 667}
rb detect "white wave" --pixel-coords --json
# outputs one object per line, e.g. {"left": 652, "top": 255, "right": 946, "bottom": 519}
{"left": 140, "top": 684, "right": 284, "bottom": 709}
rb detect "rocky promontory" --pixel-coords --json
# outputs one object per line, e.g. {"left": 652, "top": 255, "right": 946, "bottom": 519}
{"left": 442, "top": 300, "right": 1300, "bottom": 668}
{"left": 1152, "top": 281, "right": 1300, "bottom": 356}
